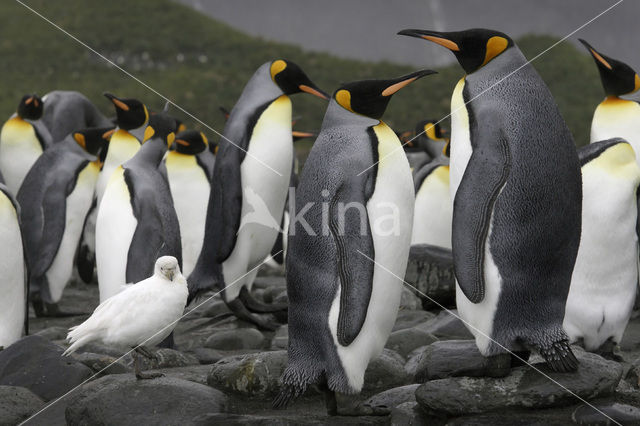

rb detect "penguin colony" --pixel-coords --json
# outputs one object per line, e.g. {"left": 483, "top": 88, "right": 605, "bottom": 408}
{"left": 0, "top": 25, "right": 638, "bottom": 415}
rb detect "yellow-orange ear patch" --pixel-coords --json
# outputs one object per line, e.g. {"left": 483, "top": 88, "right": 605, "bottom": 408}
{"left": 74, "top": 133, "right": 86, "bottom": 149}
{"left": 634, "top": 74, "right": 640, "bottom": 93}
{"left": 270, "top": 60, "right": 287, "bottom": 81}
{"left": 335, "top": 89, "right": 353, "bottom": 112}
{"left": 424, "top": 122, "right": 437, "bottom": 140}
{"left": 200, "top": 132, "right": 209, "bottom": 146}
{"left": 167, "top": 132, "right": 175, "bottom": 147}
{"left": 482, "top": 36, "right": 509, "bottom": 67}
{"left": 143, "top": 126, "right": 155, "bottom": 142}
{"left": 590, "top": 48, "right": 612, "bottom": 70}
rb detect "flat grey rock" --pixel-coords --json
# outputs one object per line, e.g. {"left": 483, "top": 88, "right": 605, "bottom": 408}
{"left": 415, "top": 351, "right": 623, "bottom": 416}
{"left": 404, "top": 244, "right": 455, "bottom": 310}
{"left": 205, "top": 328, "right": 266, "bottom": 350}
{"left": 71, "top": 352, "right": 129, "bottom": 375}
{"left": 415, "top": 310, "right": 473, "bottom": 340}
{"left": 572, "top": 403, "right": 640, "bottom": 425}
{"left": 385, "top": 328, "right": 438, "bottom": 358}
{"left": 361, "top": 384, "right": 420, "bottom": 415}
{"left": 65, "top": 375, "right": 227, "bottom": 426}
{"left": 208, "top": 351, "right": 288, "bottom": 397}
{"left": 393, "top": 310, "right": 436, "bottom": 332}
{"left": 0, "top": 336, "right": 92, "bottom": 401}
{"left": 0, "top": 385, "right": 45, "bottom": 426}
{"left": 390, "top": 401, "right": 432, "bottom": 426}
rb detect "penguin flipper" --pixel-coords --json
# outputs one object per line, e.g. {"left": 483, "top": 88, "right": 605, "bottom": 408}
{"left": 32, "top": 182, "right": 68, "bottom": 277}
{"left": 330, "top": 178, "right": 375, "bottom": 347}
{"left": 126, "top": 207, "right": 165, "bottom": 284}
{"left": 452, "top": 126, "right": 510, "bottom": 304}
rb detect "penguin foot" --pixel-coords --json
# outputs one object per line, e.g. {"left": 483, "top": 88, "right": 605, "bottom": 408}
{"left": 239, "top": 286, "right": 288, "bottom": 313}
{"left": 226, "top": 298, "right": 280, "bottom": 331}
{"left": 485, "top": 353, "right": 511, "bottom": 377}
{"left": 272, "top": 383, "right": 304, "bottom": 410}
{"left": 595, "top": 339, "right": 623, "bottom": 362}
{"left": 539, "top": 340, "right": 579, "bottom": 372}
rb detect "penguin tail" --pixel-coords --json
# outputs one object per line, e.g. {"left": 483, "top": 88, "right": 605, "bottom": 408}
{"left": 272, "top": 382, "right": 305, "bottom": 410}
{"left": 62, "top": 334, "right": 94, "bottom": 356}
{"left": 538, "top": 339, "right": 579, "bottom": 372}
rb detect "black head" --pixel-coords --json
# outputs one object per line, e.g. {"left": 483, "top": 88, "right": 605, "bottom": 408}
{"left": 579, "top": 39, "right": 640, "bottom": 97}
{"left": 174, "top": 130, "right": 208, "bottom": 155}
{"left": 103, "top": 93, "right": 149, "bottom": 131}
{"left": 73, "top": 126, "right": 115, "bottom": 157}
{"left": 270, "top": 59, "right": 329, "bottom": 100}
{"left": 17, "top": 94, "right": 43, "bottom": 120}
{"left": 333, "top": 69, "right": 436, "bottom": 120}
{"left": 142, "top": 113, "right": 177, "bottom": 148}
{"left": 398, "top": 28, "right": 514, "bottom": 74}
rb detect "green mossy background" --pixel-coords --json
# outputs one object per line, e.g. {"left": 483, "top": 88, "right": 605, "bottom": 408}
{"left": 1, "top": 0, "right": 605, "bottom": 159}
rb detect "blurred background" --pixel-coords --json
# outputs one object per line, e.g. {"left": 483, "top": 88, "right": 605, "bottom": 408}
{"left": 2, "top": 0, "right": 639, "bottom": 158}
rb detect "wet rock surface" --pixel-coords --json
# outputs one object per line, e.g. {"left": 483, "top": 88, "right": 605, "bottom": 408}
{"left": 415, "top": 351, "right": 623, "bottom": 416}
{"left": 404, "top": 244, "right": 455, "bottom": 310}
{"left": 0, "top": 385, "right": 45, "bottom": 426}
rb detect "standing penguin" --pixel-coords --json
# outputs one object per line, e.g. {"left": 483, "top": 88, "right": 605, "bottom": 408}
{"left": 275, "top": 70, "right": 433, "bottom": 412}
{"left": 0, "top": 184, "right": 27, "bottom": 348}
{"left": 564, "top": 138, "right": 640, "bottom": 357}
{"left": 188, "top": 60, "right": 328, "bottom": 329}
{"left": 95, "top": 93, "right": 149, "bottom": 204}
{"left": 579, "top": 39, "right": 640, "bottom": 161}
{"left": 399, "top": 28, "right": 582, "bottom": 371}
{"left": 18, "top": 127, "right": 112, "bottom": 316}
{"left": 404, "top": 119, "right": 448, "bottom": 173}
{"left": 411, "top": 142, "right": 452, "bottom": 248}
{"left": 96, "top": 114, "right": 181, "bottom": 302}
{"left": 164, "top": 130, "right": 211, "bottom": 277}
{"left": 0, "top": 94, "right": 52, "bottom": 195}
{"left": 41, "top": 90, "right": 113, "bottom": 143}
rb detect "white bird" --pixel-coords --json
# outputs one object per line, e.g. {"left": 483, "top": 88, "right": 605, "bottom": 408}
{"left": 63, "top": 256, "right": 188, "bottom": 379}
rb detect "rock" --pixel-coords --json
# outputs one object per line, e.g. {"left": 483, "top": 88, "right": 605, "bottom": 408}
{"left": 404, "top": 244, "right": 455, "bottom": 310}
{"left": 412, "top": 340, "right": 511, "bottom": 381}
{"left": 205, "top": 328, "right": 266, "bottom": 350}
{"left": 363, "top": 349, "right": 409, "bottom": 395}
{"left": 626, "top": 358, "right": 640, "bottom": 389}
{"left": 416, "top": 310, "right": 473, "bottom": 340}
{"left": 572, "top": 403, "right": 640, "bottom": 425}
{"left": 35, "top": 326, "right": 69, "bottom": 341}
{"left": 76, "top": 342, "right": 129, "bottom": 357}
{"left": 65, "top": 375, "right": 227, "bottom": 426}
{"left": 126, "top": 348, "right": 200, "bottom": 371}
{"left": 362, "top": 384, "right": 420, "bottom": 415}
{"left": 405, "top": 346, "right": 431, "bottom": 378}
{"left": 273, "top": 291, "right": 288, "bottom": 305}
{"left": 393, "top": 310, "right": 436, "bottom": 332}
{"left": 144, "top": 365, "right": 212, "bottom": 385}
{"left": 0, "top": 336, "right": 92, "bottom": 401}
{"left": 400, "top": 287, "right": 421, "bottom": 310}
{"left": 385, "top": 328, "right": 438, "bottom": 358}
{"left": 390, "top": 402, "right": 433, "bottom": 426}
{"left": 0, "top": 385, "right": 45, "bottom": 426}
{"left": 71, "top": 352, "right": 129, "bottom": 375}
{"left": 271, "top": 325, "right": 288, "bottom": 350}
{"left": 252, "top": 276, "right": 287, "bottom": 291}
{"left": 190, "top": 348, "right": 228, "bottom": 364}
{"left": 415, "top": 351, "right": 623, "bottom": 416}
{"left": 208, "top": 351, "right": 287, "bottom": 397}
{"left": 192, "top": 413, "right": 387, "bottom": 425}
{"left": 200, "top": 300, "right": 232, "bottom": 318}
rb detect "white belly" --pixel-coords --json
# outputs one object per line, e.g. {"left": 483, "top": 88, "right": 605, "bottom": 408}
{"left": 45, "top": 164, "right": 100, "bottom": 303}
{"left": 411, "top": 165, "right": 452, "bottom": 248}
{"left": 0, "top": 191, "right": 25, "bottom": 347}
{"left": 166, "top": 153, "right": 210, "bottom": 277}
{"left": 449, "top": 77, "right": 472, "bottom": 199}
{"left": 591, "top": 100, "right": 640, "bottom": 166}
{"left": 96, "top": 167, "right": 138, "bottom": 302}
{"left": 96, "top": 130, "right": 141, "bottom": 205}
{"left": 0, "top": 118, "right": 43, "bottom": 195}
{"left": 222, "top": 96, "right": 293, "bottom": 301}
{"left": 564, "top": 153, "right": 640, "bottom": 350}
{"left": 328, "top": 122, "right": 414, "bottom": 391}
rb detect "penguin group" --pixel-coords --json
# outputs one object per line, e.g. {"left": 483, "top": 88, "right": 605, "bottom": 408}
{"left": 1, "top": 20, "right": 639, "bottom": 419}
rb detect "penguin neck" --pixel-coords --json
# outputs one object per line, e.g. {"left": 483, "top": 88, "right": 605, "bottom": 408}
{"left": 129, "top": 138, "right": 168, "bottom": 167}
{"left": 469, "top": 46, "right": 526, "bottom": 81}
{"left": 321, "top": 99, "right": 379, "bottom": 131}
{"left": 128, "top": 124, "right": 148, "bottom": 142}
{"left": 61, "top": 136, "right": 96, "bottom": 160}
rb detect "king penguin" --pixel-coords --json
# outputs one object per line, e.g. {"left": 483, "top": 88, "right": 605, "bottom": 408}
{"left": 41, "top": 90, "right": 113, "bottom": 143}
{"left": 188, "top": 59, "right": 328, "bottom": 330}
{"left": 95, "top": 93, "right": 150, "bottom": 204}
{"left": 399, "top": 28, "right": 582, "bottom": 371}
{"left": 0, "top": 183, "right": 27, "bottom": 348}
{"left": 96, "top": 114, "right": 181, "bottom": 302}
{"left": 0, "top": 94, "right": 52, "bottom": 195}
{"left": 579, "top": 39, "right": 640, "bottom": 163}
{"left": 404, "top": 119, "right": 447, "bottom": 173}
{"left": 163, "top": 130, "right": 211, "bottom": 277}
{"left": 411, "top": 139, "right": 452, "bottom": 248}
{"left": 18, "top": 127, "right": 113, "bottom": 316}
{"left": 275, "top": 69, "right": 434, "bottom": 412}
{"left": 564, "top": 138, "right": 640, "bottom": 357}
